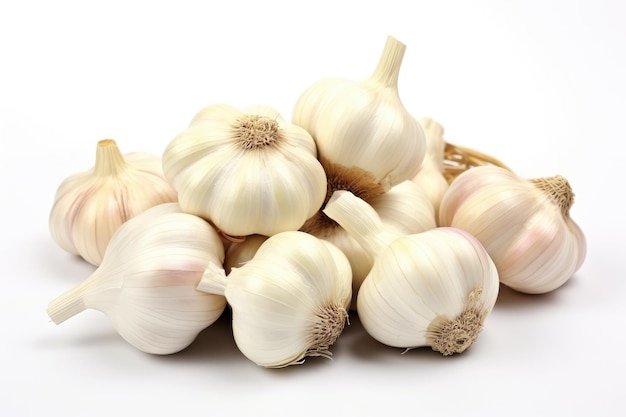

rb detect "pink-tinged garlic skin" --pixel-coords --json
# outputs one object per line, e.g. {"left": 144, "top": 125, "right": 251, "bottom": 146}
{"left": 49, "top": 140, "right": 178, "bottom": 266}
{"left": 439, "top": 166, "right": 586, "bottom": 294}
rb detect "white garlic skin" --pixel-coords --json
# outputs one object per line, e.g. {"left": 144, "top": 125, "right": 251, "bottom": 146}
{"left": 439, "top": 165, "right": 587, "bottom": 294}
{"left": 198, "top": 231, "right": 352, "bottom": 368}
{"left": 46, "top": 203, "right": 226, "bottom": 355}
{"left": 162, "top": 104, "right": 327, "bottom": 237}
{"left": 356, "top": 227, "right": 499, "bottom": 352}
{"left": 411, "top": 117, "right": 449, "bottom": 218}
{"left": 292, "top": 36, "right": 426, "bottom": 190}
{"left": 49, "top": 139, "right": 178, "bottom": 266}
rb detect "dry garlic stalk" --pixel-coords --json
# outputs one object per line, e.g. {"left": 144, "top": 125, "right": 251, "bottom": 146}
{"left": 411, "top": 117, "right": 449, "bottom": 218}
{"left": 49, "top": 139, "right": 177, "bottom": 266}
{"left": 162, "top": 104, "right": 326, "bottom": 238}
{"left": 292, "top": 35, "right": 426, "bottom": 191}
{"left": 324, "top": 190, "right": 499, "bottom": 355}
{"left": 439, "top": 165, "right": 586, "bottom": 294}
{"left": 301, "top": 179, "right": 436, "bottom": 308}
{"left": 198, "top": 231, "right": 352, "bottom": 368}
{"left": 46, "top": 203, "right": 226, "bottom": 355}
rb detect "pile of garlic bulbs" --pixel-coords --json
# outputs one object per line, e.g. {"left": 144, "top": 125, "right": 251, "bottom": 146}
{"left": 45, "top": 35, "right": 586, "bottom": 368}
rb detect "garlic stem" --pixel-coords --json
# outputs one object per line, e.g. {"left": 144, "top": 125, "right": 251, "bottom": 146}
{"left": 197, "top": 262, "right": 228, "bottom": 296}
{"left": 323, "top": 190, "right": 398, "bottom": 260}
{"left": 46, "top": 280, "right": 91, "bottom": 324}
{"left": 370, "top": 36, "right": 406, "bottom": 88}
{"left": 94, "top": 139, "right": 127, "bottom": 176}
{"left": 300, "top": 159, "right": 386, "bottom": 238}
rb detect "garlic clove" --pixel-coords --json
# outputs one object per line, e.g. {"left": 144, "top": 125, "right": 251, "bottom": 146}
{"left": 439, "top": 165, "right": 586, "bottom": 294}
{"left": 46, "top": 203, "right": 226, "bottom": 355}
{"left": 49, "top": 139, "right": 178, "bottom": 266}
{"left": 292, "top": 35, "right": 426, "bottom": 190}
{"left": 197, "top": 231, "right": 352, "bottom": 367}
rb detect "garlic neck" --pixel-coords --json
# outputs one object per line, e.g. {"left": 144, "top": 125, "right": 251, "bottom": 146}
{"left": 370, "top": 36, "right": 406, "bottom": 89}
{"left": 301, "top": 159, "right": 386, "bottom": 237}
{"left": 94, "top": 139, "right": 128, "bottom": 176}
{"left": 197, "top": 262, "right": 228, "bottom": 296}
{"left": 426, "top": 288, "right": 487, "bottom": 355}
{"left": 322, "top": 190, "right": 399, "bottom": 260}
{"left": 235, "top": 115, "right": 281, "bottom": 149}
{"left": 530, "top": 175, "right": 574, "bottom": 218}
{"left": 46, "top": 279, "right": 91, "bottom": 324}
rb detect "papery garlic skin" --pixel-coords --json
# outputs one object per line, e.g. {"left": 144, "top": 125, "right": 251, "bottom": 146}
{"left": 198, "top": 231, "right": 352, "bottom": 368}
{"left": 411, "top": 118, "right": 449, "bottom": 218}
{"left": 324, "top": 190, "right": 499, "bottom": 355}
{"left": 301, "top": 180, "right": 436, "bottom": 308}
{"left": 46, "top": 203, "right": 226, "bottom": 355}
{"left": 162, "top": 104, "right": 327, "bottom": 237}
{"left": 49, "top": 139, "right": 178, "bottom": 266}
{"left": 292, "top": 36, "right": 426, "bottom": 190}
{"left": 439, "top": 165, "right": 586, "bottom": 294}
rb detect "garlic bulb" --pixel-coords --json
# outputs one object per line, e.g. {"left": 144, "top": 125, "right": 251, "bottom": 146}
{"left": 198, "top": 231, "right": 352, "bottom": 368}
{"left": 46, "top": 203, "right": 226, "bottom": 355}
{"left": 162, "top": 104, "right": 327, "bottom": 238}
{"left": 49, "top": 139, "right": 178, "bottom": 266}
{"left": 411, "top": 117, "right": 449, "bottom": 218}
{"left": 439, "top": 165, "right": 586, "bottom": 294}
{"left": 324, "top": 190, "right": 499, "bottom": 355}
{"left": 292, "top": 35, "right": 426, "bottom": 191}
{"left": 301, "top": 179, "right": 436, "bottom": 308}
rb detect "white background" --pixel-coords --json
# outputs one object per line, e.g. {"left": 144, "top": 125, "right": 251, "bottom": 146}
{"left": 1, "top": 0, "right": 624, "bottom": 416}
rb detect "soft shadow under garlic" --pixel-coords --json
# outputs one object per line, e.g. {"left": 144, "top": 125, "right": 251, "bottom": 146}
{"left": 145, "top": 310, "right": 240, "bottom": 365}
{"left": 493, "top": 281, "right": 574, "bottom": 309}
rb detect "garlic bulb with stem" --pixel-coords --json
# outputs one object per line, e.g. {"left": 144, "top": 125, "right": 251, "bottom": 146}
{"left": 162, "top": 104, "right": 327, "bottom": 238}
{"left": 49, "top": 139, "right": 178, "bottom": 266}
{"left": 301, "top": 179, "right": 436, "bottom": 308}
{"left": 46, "top": 203, "right": 227, "bottom": 355}
{"left": 439, "top": 165, "right": 586, "bottom": 294}
{"left": 197, "top": 231, "right": 352, "bottom": 368}
{"left": 411, "top": 117, "right": 449, "bottom": 218}
{"left": 323, "top": 190, "right": 499, "bottom": 355}
{"left": 292, "top": 35, "right": 426, "bottom": 191}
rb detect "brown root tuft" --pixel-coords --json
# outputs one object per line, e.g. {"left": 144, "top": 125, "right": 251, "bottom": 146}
{"left": 426, "top": 289, "right": 487, "bottom": 356}
{"left": 301, "top": 158, "right": 386, "bottom": 237}
{"left": 305, "top": 303, "right": 349, "bottom": 360}
{"left": 235, "top": 115, "right": 280, "bottom": 149}
{"left": 530, "top": 175, "right": 574, "bottom": 218}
